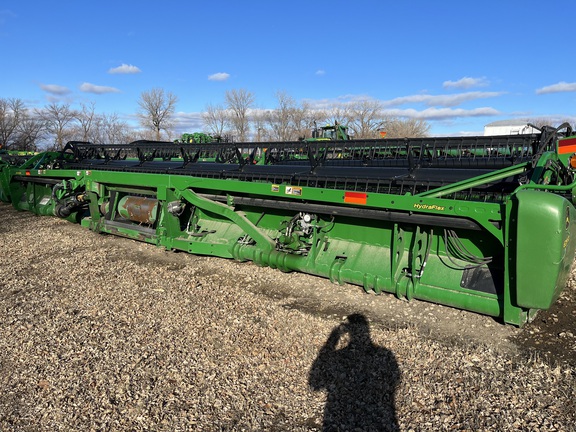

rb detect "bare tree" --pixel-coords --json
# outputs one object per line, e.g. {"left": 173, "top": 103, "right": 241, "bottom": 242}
{"left": 75, "top": 102, "right": 97, "bottom": 142}
{"left": 325, "top": 105, "right": 350, "bottom": 129}
{"left": 36, "top": 102, "right": 78, "bottom": 150}
{"left": 101, "top": 113, "right": 134, "bottom": 143}
{"left": 12, "top": 114, "right": 46, "bottom": 151}
{"left": 0, "top": 98, "right": 26, "bottom": 149}
{"left": 345, "top": 100, "right": 386, "bottom": 139}
{"left": 266, "top": 91, "right": 296, "bottom": 141}
{"left": 77, "top": 112, "right": 134, "bottom": 144}
{"left": 137, "top": 88, "right": 178, "bottom": 141}
{"left": 251, "top": 110, "right": 272, "bottom": 142}
{"left": 291, "top": 101, "right": 326, "bottom": 140}
{"left": 384, "top": 118, "right": 430, "bottom": 138}
{"left": 225, "top": 89, "right": 255, "bottom": 142}
{"left": 264, "top": 92, "right": 326, "bottom": 141}
{"left": 203, "top": 103, "right": 229, "bottom": 139}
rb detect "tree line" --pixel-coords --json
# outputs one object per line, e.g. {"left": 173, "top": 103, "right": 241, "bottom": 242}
{"left": 0, "top": 98, "right": 136, "bottom": 151}
{"left": 202, "top": 89, "right": 430, "bottom": 142}
{"left": 0, "top": 89, "right": 431, "bottom": 151}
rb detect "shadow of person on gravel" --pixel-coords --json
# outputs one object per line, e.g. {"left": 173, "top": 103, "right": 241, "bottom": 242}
{"left": 309, "top": 313, "right": 400, "bottom": 431}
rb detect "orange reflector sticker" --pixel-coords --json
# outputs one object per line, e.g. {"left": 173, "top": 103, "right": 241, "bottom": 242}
{"left": 559, "top": 137, "right": 576, "bottom": 154}
{"left": 344, "top": 191, "right": 367, "bottom": 205}
{"left": 25, "top": 171, "right": 31, "bottom": 176}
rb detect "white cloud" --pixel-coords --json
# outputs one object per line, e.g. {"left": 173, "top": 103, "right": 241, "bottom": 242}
{"left": 79, "top": 82, "right": 121, "bottom": 94}
{"left": 536, "top": 81, "right": 576, "bottom": 94}
{"left": 384, "top": 107, "right": 500, "bottom": 120}
{"left": 382, "top": 91, "right": 503, "bottom": 108}
{"left": 443, "top": 76, "right": 489, "bottom": 89}
{"left": 40, "top": 84, "right": 71, "bottom": 95}
{"left": 315, "top": 70, "right": 326, "bottom": 76}
{"left": 305, "top": 92, "right": 502, "bottom": 111}
{"left": 208, "top": 72, "right": 230, "bottom": 81}
{"left": 301, "top": 95, "right": 501, "bottom": 123}
{"left": 172, "top": 111, "right": 205, "bottom": 135}
{"left": 303, "top": 94, "right": 382, "bottom": 110}
{"left": 108, "top": 64, "right": 142, "bottom": 74}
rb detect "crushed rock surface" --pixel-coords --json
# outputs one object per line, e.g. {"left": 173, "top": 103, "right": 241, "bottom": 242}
{"left": 0, "top": 203, "right": 574, "bottom": 431}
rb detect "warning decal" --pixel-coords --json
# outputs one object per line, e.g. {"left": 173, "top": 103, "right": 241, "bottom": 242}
{"left": 285, "top": 186, "right": 302, "bottom": 196}
{"left": 344, "top": 191, "right": 367, "bottom": 205}
{"left": 559, "top": 137, "right": 576, "bottom": 154}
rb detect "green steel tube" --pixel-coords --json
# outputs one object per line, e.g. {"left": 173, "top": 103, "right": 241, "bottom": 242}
{"left": 417, "top": 164, "right": 528, "bottom": 199}
{"left": 514, "top": 182, "right": 576, "bottom": 192}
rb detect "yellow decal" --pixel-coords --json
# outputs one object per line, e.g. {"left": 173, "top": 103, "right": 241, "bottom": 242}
{"left": 564, "top": 235, "right": 570, "bottom": 249}
{"left": 285, "top": 186, "right": 302, "bottom": 196}
{"left": 413, "top": 203, "right": 445, "bottom": 211}
{"left": 271, "top": 184, "right": 280, "bottom": 193}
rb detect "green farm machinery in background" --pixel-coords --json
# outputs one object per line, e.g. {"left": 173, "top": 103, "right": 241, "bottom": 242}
{"left": 306, "top": 122, "right": 351, "bottom": 141}
{"left": 0, "top": 149, "right": 37, "bottom": 166}
{"left": 2, "top": 124, "right": 576, "bottom": 326}
{"left": 174, "top": 132, "right": 229, "bottom": 144}
{"left": 175, "top": 132, "right": 215, "bottom": 144}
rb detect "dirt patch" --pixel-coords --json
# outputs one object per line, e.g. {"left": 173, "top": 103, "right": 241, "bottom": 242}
{"left": 512, "top": 279, "right": 576, "bottom": 365}
{"left": 270, "top": 272, "right": 576, "bottom": 367}
{"left": 247, "top": 270, "right": 519, "bottom": 352}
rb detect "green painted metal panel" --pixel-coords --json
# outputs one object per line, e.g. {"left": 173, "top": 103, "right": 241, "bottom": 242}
{"left": 514, "top": 190, "right": 576, "bottom": 309}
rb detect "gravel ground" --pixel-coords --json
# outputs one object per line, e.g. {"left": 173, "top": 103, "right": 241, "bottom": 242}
{"left": 0, "top": 203, "right": 574, "bottom": 431}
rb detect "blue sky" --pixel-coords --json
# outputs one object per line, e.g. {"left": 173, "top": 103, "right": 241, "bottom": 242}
{"left": 1, "top": 0, "right": 575, "bottom": 137}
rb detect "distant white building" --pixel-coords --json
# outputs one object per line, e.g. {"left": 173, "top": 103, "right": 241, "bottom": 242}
{"left": 484, "top": 120, "right": 539, "bottom": 136}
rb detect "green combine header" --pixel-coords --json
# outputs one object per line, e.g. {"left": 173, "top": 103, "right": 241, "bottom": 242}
{"left": 1, "top": 124, "right": 575, "bottom": 326}
{"left": 0, "top": 149, "right": 37, "bottom": 166}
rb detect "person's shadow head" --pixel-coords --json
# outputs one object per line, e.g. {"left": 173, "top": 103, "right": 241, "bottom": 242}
{"left": 309, "top": 313, "right": 401, "bottom": 431}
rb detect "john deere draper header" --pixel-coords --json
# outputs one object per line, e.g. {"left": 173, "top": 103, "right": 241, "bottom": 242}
{"left": 1, "top": 124, "right": 575, "bottom": 326}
